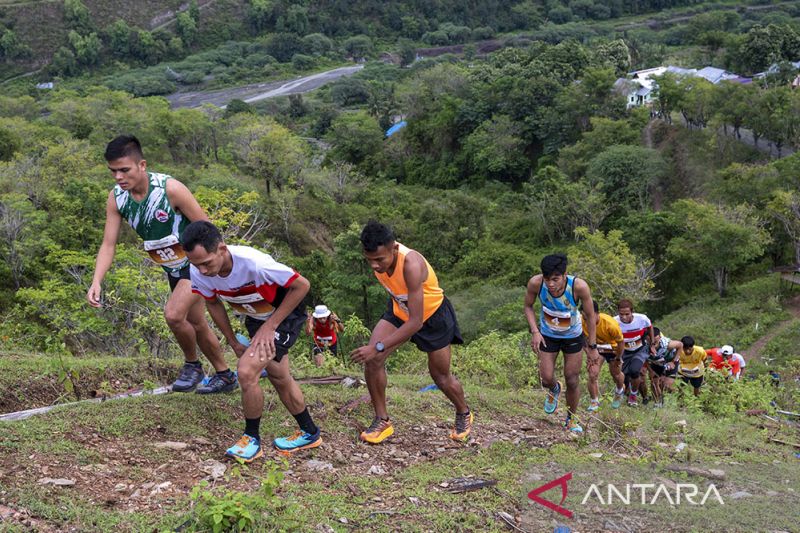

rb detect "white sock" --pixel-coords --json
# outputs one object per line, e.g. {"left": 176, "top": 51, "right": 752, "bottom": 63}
{"left": 616, "top": 387, "right": 625, "bottom": 395}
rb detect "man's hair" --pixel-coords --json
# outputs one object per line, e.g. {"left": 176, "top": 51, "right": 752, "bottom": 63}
{"left": 540, "top": 253, "right": 567, "bottom": 277}
{"left": 617, "top": 298, "right": 634, "bottom": 311}
{"left": 180, "top": 221, "right": 223, "bottom": 253}
{"left": 653, "top": 326, "right": 661, "bottom": 337}
{"left": 105, "top": 135, "right": 144, "bottom": 162}
{"left": 681, "top": 335, "right": 695, "bottom": 348}
{"left": 360, "top": 220, "right": 395, "bottom": 252}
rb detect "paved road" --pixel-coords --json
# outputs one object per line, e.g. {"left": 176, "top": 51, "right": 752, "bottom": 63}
{"left": 165, "top": 65, "right": 364, "bottom": 109}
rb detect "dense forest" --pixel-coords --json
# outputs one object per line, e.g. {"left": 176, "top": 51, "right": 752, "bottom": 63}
{"left": 0, "top": 0, "right": 798, "bottom": 365}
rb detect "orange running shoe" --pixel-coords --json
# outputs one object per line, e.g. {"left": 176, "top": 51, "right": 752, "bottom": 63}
{"left": 449, "top": 410, "right": 474, "bottom": 442}
{"left": 360, "top": 417, "right": 394, "bottom": 444}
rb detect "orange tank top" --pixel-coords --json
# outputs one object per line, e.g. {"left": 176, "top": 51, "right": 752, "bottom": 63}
{"left": 374, "top": 243, "right": 444, "bottom": 322}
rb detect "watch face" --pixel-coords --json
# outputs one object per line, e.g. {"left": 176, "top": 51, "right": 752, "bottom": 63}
{"left": 376, "top": 342, "right": 385, "bottom": 352}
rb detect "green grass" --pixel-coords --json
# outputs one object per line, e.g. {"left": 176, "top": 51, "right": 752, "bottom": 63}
{"left": 1, "top": 361, "right": 798, "bottom": 531}
{"left": 657, "top": 275, "right": 788, "bottom": 352}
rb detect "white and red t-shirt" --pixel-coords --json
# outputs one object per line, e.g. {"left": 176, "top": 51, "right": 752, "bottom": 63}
{"left": 614, "top": 313, "right": 652, "bottom": 352}
{"left": 191, "top": 245, "right": 299, "bottom": 321}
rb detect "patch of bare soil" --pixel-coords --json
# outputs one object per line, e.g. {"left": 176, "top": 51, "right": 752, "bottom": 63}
{"left": 747, "top": 293, "right": 800, "bottom": 362}
{"left": 0, "top": 362, "right": 176, "bottom": 415}
{"left": 0, "top": 399, "right": 569, "bottom": 530}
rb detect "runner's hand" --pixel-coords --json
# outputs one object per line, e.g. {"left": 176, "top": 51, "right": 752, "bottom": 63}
{"left": 530, "top": 331, "right": 544, "bottom": 355}
{"left": 351, "top": 344, "right": 378, "bottom": 364}
{"left": 586, "top": 347, "right": 601, "bottom": 366}
{"left": 230, "top": 340, "right": 247, "bottom": 358}
{"left": 248, "top": 326, "right": 277, "bottom": 362}
{"left": 87, "top": 282, "right": 103, "bottom": 308}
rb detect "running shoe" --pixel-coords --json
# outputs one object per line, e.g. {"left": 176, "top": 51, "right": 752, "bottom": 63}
{"left": 274, "top": 429, "right": 322, "bottom": 455}
{"left": 611, "top": 392, "right": 624, "bottom": 409}
{"left": 627, "top": 393, "right": 639, "bottom": 407}
{"left": 449, "top": 411, "right": 474, "bottom": 442}
{"left": 565, "top": 416, "right": 583, "bottom": 434}
{"left": 172, "top": 362, "right": 204, "bottom": 392}
{"left": 225, "top": 434, "right": 262, "bottom": 463}
{"left": 587, "top": 399, "right": 600, "bottom": 412}
{"left": 196, "top": 372, "right": 238, "bottom": 394}
{"left": 544, "top": 381, "right": 561, "bottom": 414}
{"left": 360, "top": 417, "right": 394, "bottom": 444}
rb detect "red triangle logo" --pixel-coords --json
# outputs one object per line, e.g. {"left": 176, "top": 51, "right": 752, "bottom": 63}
{"left": 528, "top": 472, "right": 573, "bottom": 518}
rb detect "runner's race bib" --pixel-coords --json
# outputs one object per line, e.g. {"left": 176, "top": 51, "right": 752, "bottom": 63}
{"left": 680, "top": 366, "right": 702, "bottom": 377}
{"left": 624, "top": 335, "right": 643, "bottom": 351}
{"left": 597, "top": 343, "right": 614, "bottom": 353}
{"left": 315, "top": 335, "right": 333, "bottom": 346}
{"left": 143, "top": 235, "right": 187, "bottom": 270}
{"left": 542, "top": 306, "right": 572, "bottom": 332}
{"left": 219, "top": 293, "right": 275, "bottom": 321}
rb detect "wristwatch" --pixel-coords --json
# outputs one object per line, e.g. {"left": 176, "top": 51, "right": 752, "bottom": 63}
{"left": 375, "top": 342, "right": 385, "bottom": 352}
{"left": 588, "top": 343, "right": 597, "bottom": 349}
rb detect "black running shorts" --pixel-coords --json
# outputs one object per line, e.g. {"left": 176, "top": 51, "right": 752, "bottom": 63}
{"left": 244, "top": 306, "right": 307, "bottom": 363}
{"left": 381, "top": 296, "right": 463, "bottom": 353}
{"left": 540, "top": 333, "right": 585, "bottom": 355}
{"left": 167, "top": 265, "right": 191, "bottom": 292}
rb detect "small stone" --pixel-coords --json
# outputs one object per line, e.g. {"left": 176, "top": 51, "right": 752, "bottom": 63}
{"left": 589, "top": 452, "right": 603, "bottom": 458}
{"left": 371, "top": 496, "right": 383, "bottom": 502}
{"left": 193, "top": 437, "right": 213, "bottom": 445}
{"left": 114, "top": 484, "right": 127, "bottom": 492}
{"left": 675, "top": 442, "right": 687, "bottom": 452}
{"left": 338, "top": 517, "right": 349, "bottom": 524}
{"left": 368, "top": 465, "right": 386, "bottom": 475}
{"left": 436, "top": 447, "right": 446, "bottom": 453}
{"left": 332, "top": 450, "right": 346, "bottom": 464}
{"left": 141, "top": 482, "right": 155, "bottom": 490}
{"left": 306, "top": 460, "right": 334, "bottom": 472}
{"left": 154, "top": 441, "right": 189, "bottom": 451}
{"left": 150, "top": 482, "right": 172, "bottom": 495}
{"left": 708, "top": 469, "right": 726, "bottom": 479}
{"left": 409, "top": 497, "right": 420, "bottom": 505}
{"left": 37, "top": 478, "right": 75, "bottom": 487}
{"left": 674, "top": 420, "right": 687, "bottom": 427}
{"left": 730, "top": 491, "right": 752, "bottom": 500}
{"left": 767, "top": 490, "right": 779, "bottom": 496}
{"left": 200, "top": 459, "right": 227, "bottom": 479}
{"left": 439, "top": 482, "right": 450, "bottom": 488}
{"left": 315, "top": 525, "right": 335, "bottom": 533}
{"left": 341, "top": 377, "right": 360, "bottom": 388}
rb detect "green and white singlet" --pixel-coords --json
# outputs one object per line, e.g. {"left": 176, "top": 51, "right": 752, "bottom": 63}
{"left": 114, "top": 172, "right": 189, "bottom": 273}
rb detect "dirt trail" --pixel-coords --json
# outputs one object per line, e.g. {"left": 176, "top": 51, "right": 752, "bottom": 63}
{"left": 746, "top": 293, "right": 800, "bottom": 362}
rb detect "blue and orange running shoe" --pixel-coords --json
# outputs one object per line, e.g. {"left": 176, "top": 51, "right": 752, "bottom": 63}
{"left": 544, "top": 381, "right": 562, "bottom": 414}
{"left": 225, "top": 434, "right": 262, "bottom": 463}
{"left": 274, "top": 429, "right": 322, "bottom": 455}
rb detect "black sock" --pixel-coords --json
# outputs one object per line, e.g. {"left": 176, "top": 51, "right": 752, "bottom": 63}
{"left": 292, "top": 407, "right": 318, "bottom": 435}
{"left": 217, "top": 369, "right": 233, "bottom": 378}
{"left": 186, "top": 360, "right": 202, "bottom": 367}
{"left": 244, "top": 417, "right": 261, "bottom": 441}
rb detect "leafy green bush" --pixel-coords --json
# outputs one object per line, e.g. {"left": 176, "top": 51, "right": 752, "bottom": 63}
{"left": 190, "top": 461, "right": 288, "bottom": 532}
{"left": 452, "top": 331, "right": 536, "bottom": 389}
{"left": 677, "top": 371, "right": 776, "bottom": 417}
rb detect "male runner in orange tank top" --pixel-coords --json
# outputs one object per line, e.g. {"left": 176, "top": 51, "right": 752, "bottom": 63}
{"left": 351, "top": 221, "right": 472, "bottom": 444}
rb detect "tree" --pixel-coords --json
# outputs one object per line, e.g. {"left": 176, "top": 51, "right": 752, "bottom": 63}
{"left": 325, "top": 111, "right": 383, "bottom": 167}
{"left": 523, "top": 166, "right": 609, "bottom": 244}
{"left": 277, "top": 5, "right": 308, "bottom": 35}
{"left": 667, "top": 199, "right": 770, "bottom": 296}
{"left": 678, "top": 77, "right": 715, "bottom": 129}
{"left": 767, "top": 190, "right": 800, "bottom": 266}
{"left": 397, "top": 38, "right": 416, "bottom": 67}
{"left": 68, "top": 30, "right": 102, "bottom": 67}
{"left": 302, "top": 33, "right": 333, "bottom": 57}
{"left": 343, "top": 35, "right": 372, "bottom": 61}
{"left": 176, "top": 12, "right": 198, "bottom": 47}
{"left": 463, "top": 114, "right": 529, "bottom": 184}
{"left": 586, "top": 145, "right": 666, "bottom": 215}
{"left": 105, "top": 19, "right": 132, "bottom": 58}
{"left": 265, "top": 32, "right": 305, "bottom": 62}
{"left": 64, "top": 0, "right": 93, "bottom": 34}
{"left": 248, "top": 0, "right": 274, "bottom": 33}
{"left": 558, "top": 117, "right": 640, "bottom": 178}
{"left": 652, "top": 72, "right": 682, "bottom": 124}
{"left": 567, "top": 227, "right": 657, "bottom": 310}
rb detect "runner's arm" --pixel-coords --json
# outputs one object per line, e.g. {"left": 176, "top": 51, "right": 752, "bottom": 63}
{"left": 305, "top": 316, "right": 314, "bottom": 335}
{"left": 574, "top": 278, "right": 597, "bottom": 346}
{"left": 249, "top": 275, "right": 310, "bottom": 361}
{"left": 166, "top": 178, "right": 209, "bottom": 223}
{"left": 332, "top": 313, "right": 344, "bottom": 332}
{"left": 87, "top": 191, "right": 122, "bottom": 307}
{"left": 205, "top": 297, "right": 237, "bottom": 345}
{"left": 524, "top": 275, "right": 544, "bottom": 354}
